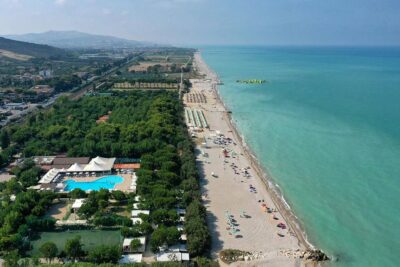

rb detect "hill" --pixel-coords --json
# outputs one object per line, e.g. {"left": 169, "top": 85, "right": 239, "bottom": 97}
{"left": 4, "top": 31, "right": 153, "bottom": 49}
{"left": 0, "top": 37, "right": 67, "bottom": 59}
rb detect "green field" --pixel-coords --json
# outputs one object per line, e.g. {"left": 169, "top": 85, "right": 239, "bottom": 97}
{"left": 30, "top": 229, "right": 122, "bottom": 256}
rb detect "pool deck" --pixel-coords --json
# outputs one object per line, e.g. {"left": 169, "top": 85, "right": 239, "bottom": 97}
{"left": 60, "top": 173, "right": 133, "bottom": 192}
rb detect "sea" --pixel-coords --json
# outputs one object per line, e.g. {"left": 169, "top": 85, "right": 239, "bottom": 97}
{"left": 200, "top": 46, "right": 400, "bottom": 267}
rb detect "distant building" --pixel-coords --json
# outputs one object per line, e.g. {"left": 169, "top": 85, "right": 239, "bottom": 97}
{"left": 31, "top": 85, "right": 55, "bottom": 96}
{"left": 74, "top": 72, "right": 89, "bottom": 79}
{"left": 39, "top": 69, "right": 53, "bottom": 78}
{"left": 4, "top": 102, "right": 27, "bottom": 110}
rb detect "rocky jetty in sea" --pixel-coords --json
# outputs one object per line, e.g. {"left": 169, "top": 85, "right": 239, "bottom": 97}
{"left": 302, "top": 249, "right": 330, "bottom": 261}
{"left": 280, "top": 248, "right": 330, "bottom": 262}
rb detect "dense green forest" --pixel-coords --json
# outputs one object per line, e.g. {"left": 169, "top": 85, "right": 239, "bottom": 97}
{"left": 0, "top": 91, "right": 210, "bottom": 264}
{"left": 7, "top": 91, "right": 181, "bottom": 158}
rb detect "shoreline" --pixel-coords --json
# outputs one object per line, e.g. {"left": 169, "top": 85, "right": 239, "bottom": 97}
{"left": 192, "top": 51, "right": 323, "bottom": 260}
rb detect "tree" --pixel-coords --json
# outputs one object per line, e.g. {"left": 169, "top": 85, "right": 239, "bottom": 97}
{"left": 150, "top": 226, "right": 180, "bottom": 252}
{"left": 87, "top": 245, "right": 120, "bottom": 264}
{"left": 111, "top": 190, "right": 126, "bottom": 201}
{"left": 65, "top": 236, "right": 85, "bottom": 262}
{"left": 39, "top": 241, "right": 58, "bottom": 263}
{"left": 3, "top": 250, "right": 19, "bottom": 267}
{"left": 70, "top": 188, "right": 86, "bottom": 199}
{"left": 0, "top": 130, "right": 10, "bottom": 149}
{"left": 130, "top": 239, "right": 141, "bottom": 252}
{"left": 150, "top": 209, "right": 178, "bottom": 226}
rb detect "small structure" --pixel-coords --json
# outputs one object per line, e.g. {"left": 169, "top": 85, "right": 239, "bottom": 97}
{"left": 119, "top": 254, "right": 143, "bottom": 264}
{"left": 130, "top": 172, "right": 137, "bottom": 192}
{"left": 38, "top": 168, "right": 65, "bottom": 184}
{"left": 33, "top": 156, "right": 56, "bottom": 166}
{"left": 113, "top": 163, "right": 141, "bottom": 170}
{"left": 168, "top": 244, "right": 188, "bottom": 252}
{"left": 122, "top": 237, "right": 146, "bottom": 253}
{"left": 131, "top": 218, "right": 143, "bottom": 224}
{"left": 156, "top": 252, "right": 190, "bottom": 262}
{"left": 180, "top": 234, "right": 187, "bottom": 242}
{"left": 72, "top": 199, "right": 86, "bottom": 213}
{"left": 176, "top": 208, "right": 186, "bottom": 216}
{"left": 36, "top": 156, "right": 90, "bottom": 171}
{"left": 31, "top": 85, "right": 54, "bottom": 95}
{"left": 131, "top": 210, "right": 150, "bottom": 217}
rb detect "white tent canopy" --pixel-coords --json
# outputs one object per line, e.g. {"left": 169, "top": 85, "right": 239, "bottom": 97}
{"left": 67, "top": 163, "right": 86, "bottom": 172}
{"left": 83, "top": 156, "right": 116, "bottom": 172}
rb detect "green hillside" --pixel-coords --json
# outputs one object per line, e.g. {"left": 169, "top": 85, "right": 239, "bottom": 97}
{"left": 0, "top": 37, "right": 67, "bottom": 58}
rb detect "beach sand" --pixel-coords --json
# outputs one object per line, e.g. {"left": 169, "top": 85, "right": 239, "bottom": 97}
{"left": 184, "top": 52, "right": 313, "bottom": 267}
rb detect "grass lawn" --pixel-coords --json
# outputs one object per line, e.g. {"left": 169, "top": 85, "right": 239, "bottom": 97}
{"left": 30, "top": 229, "right": 122, "bottom": 256}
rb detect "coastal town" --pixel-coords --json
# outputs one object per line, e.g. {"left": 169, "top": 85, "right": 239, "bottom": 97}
{"left": 2, "top": 1, "right": 398, "bottom": 267}
{"left": 0, "top": 37, "right": 328, "bottom": 266}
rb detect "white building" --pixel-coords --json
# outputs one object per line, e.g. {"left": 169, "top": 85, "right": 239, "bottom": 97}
{"left": 156, "top": 252, "right": 190, "bottom": 262}
{"left": 119, "top": 254, "right": 142, "bottom": 264}
{"left": 131, "top": 218, "right": 143, "bottom": 224}
{"left": 131, "top": 210, "right": 150, "bottom": 217}
{"left": 72, "top": 199, "right": 86, "bottom": 212}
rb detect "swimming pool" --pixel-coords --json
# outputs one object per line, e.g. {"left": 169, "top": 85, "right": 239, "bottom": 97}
{"left": 64, "top": 175, "right": 124, "bottom": 191}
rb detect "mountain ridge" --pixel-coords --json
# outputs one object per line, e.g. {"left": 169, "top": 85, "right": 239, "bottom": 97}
{"left": 4, "top": 31, "right": 155, "bottom": 49}
{"left": 0, "top": 37, "right": 67, "bottom": 59}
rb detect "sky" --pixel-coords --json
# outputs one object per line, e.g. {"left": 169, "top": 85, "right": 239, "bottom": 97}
{"left": 0, "top": 0, "right": 400, "bottom": 46}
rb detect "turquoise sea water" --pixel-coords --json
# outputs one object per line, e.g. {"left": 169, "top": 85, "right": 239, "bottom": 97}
{"left": 201, "top": 46, "right": 400, "bottom": 267}
{"left": 64, "top": 175, "right": 123, "bottom": 191}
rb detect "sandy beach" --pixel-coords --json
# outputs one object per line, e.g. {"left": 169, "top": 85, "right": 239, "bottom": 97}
{"left": 184, "top": 52, "right": 314, "bottom": 267}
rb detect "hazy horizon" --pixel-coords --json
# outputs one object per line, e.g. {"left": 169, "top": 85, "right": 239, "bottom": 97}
{"left": 1, "top": 0, "right": 400, "bottom": 46}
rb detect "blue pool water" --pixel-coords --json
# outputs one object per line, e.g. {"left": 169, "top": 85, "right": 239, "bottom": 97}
{"left": 64, "top": 175, "right": 124, "bottom": 191}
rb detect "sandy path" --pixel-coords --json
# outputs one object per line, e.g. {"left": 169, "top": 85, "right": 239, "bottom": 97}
{"left": 183, "top": 53, "right": 309, "bottom": 266}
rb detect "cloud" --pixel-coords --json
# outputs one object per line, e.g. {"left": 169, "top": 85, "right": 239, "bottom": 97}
{"left": 150, "top": 0, "right": 205, "bottom": 8}
{"left": 102, "top": 8, "right": 111, "bottom": 15}
{"left": 55, "top": 0, "right": 67, "bottom": 5}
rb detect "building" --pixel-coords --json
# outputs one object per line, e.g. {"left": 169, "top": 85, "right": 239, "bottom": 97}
{"left": 39, "top": 69, "right": 53, "bottom": 78}
{"left": 131, "top": 218, "right": 143, "bottom": 224}
{"left": 35, "top": 156, "right": 90, "bottom": 171}
{"left": 36, "top": 156, "right": 115, "bottom": 185}
{"left": 131, "top": 210, "right": 150, "bottom": 217}
{"left": 72, "top": 199, "right": 86, "bottom": 213}
{"left": 4, "top": 102, "right": 27, "bottom": 110}
{"left": 119, "top": 254, "right": 143, "bottom": 264}
{"left": 156, "top": 252, "right": 190, "bottom": 262}
{"left": 114, "top": 158, "right": 141, "bottom": 171}
{"left": 113, "top": 163, "right": 141, "bottom": 170}
{"left": 31, "top": 85, "right": 54, "bottom": 95}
